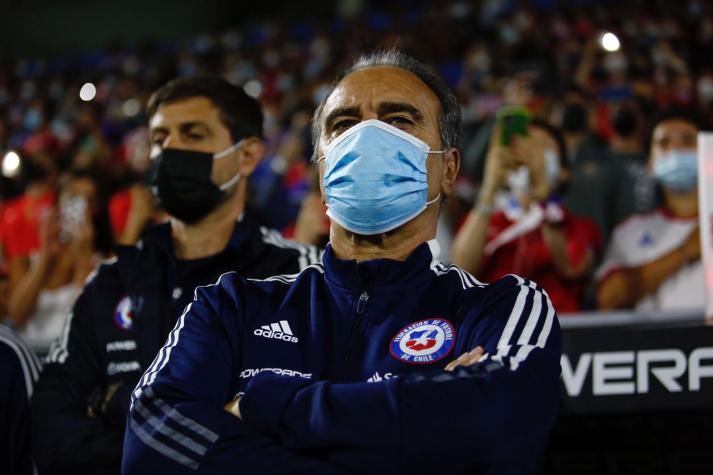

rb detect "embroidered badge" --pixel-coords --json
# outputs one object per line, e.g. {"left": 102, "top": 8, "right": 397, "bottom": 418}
{"left": 113, "top": 296, "right": 134, "bottom": 331}
{"left": 389, "top": 318, "right": 455, "bottom": 364}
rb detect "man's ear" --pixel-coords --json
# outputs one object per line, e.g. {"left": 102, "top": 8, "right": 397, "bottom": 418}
{"left": 441, "top": 148, "right": 460, "bottom": 196}
{"left": 236, "top": 137, "right": 266, "bottom": 177}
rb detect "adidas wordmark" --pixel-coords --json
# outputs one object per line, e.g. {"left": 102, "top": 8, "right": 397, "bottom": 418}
{"left": 253, "top": 320, "right": 298, "bottom": 343}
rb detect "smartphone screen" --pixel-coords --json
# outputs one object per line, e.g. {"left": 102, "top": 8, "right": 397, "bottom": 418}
{"left": 497, "top": 106, "right": 531, "bottom": 145}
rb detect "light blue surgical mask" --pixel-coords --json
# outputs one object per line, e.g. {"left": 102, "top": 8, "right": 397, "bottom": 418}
{"left": 653, "top": 150, "right": 698, "bottom": 193}
{"left": 319, "top": 119, "right": 445, "bottom": 235}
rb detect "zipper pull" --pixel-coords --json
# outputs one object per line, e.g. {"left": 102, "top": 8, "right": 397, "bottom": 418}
{"left": 356, "top": 291, "right": 370, "bottom": 314}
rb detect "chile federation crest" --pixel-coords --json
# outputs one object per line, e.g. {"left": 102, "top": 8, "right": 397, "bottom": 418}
{"left": 389, "top": 318, "right": 455, "bottom": 364}
{"left": 113, "top": 296, "right": 134, "bottom": 331}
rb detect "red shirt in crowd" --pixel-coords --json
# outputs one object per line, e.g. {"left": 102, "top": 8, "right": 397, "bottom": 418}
{"left": 478, "top": 205, "right": 601, "bottom": 313}
{"left": 0, "top": 189, "right": 56, "bottom": 261}
{"left": 108, "top": 189, "right": 131, "bottom": 236}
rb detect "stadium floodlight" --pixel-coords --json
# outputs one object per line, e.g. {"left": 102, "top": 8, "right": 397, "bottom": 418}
{"left": 599, "top": 32, "right": 621, "bottom": 52}
{"left": 2, "top": 150, "right": 21, "bottom": 178}
{"left": 79, "top": 82, "right": 97, "bottom": 101}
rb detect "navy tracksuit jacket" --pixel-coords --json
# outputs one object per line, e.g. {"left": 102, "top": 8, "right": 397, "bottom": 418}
{"left": 123, "top": 240, "right": 562, "bottom": 474}
{"left": 0, "top": 324, "right": 42, "bottom": 475}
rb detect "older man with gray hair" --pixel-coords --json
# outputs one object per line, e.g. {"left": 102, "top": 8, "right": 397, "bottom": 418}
{"left": 123, "top": 50, "right": 561, "bottom": 474}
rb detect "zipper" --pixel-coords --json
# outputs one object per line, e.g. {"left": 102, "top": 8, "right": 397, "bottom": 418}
{"left": 337, "top": 291, "right": 370, "bottom": 381}
{"left": 355, "top": 291, "right": 369, "bottom": 314}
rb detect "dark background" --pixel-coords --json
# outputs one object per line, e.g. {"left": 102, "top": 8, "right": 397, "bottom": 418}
{"left": 0, "top": 0, "right": 335, "bottom": 60}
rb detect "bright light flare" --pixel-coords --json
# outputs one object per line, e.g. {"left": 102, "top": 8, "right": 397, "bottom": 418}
{"left": 2, "top": 151, "right": 21, "bottom": 178}
{"left": 79, "top": 82, "right": 97, "bottom": 101}
{"left": 599, "top": 32, "right": 621, "bottom": 52}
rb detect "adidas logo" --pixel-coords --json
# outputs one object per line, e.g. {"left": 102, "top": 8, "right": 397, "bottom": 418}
{"left": 253, "top": 320, "right": 298, "bottom": 343}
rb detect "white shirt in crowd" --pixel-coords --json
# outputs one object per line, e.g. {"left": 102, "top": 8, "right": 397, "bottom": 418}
{"left": 596, "top": 209, "right": 704, "bottom": 312}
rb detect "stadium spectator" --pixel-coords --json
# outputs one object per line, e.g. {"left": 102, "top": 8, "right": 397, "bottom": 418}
{"left": 607, "top": 101, "right": 656, "bottom": 214}
{"left": 0, "top": 323, "right": 42, "bottom": 475}
{"left": 30, "top": 76, "right": 320, "bottom": 475}
{"left": 451, "top": 119, "right": 600, "bottom": 312}
{"left": 123, "top": 50, "right": 561, "bottom": 475}
{"left": 556, "top": 85, "right": 636, "bottom": 246}
{"left": 66, "top": 102, "right": 113, "bottom": 174}
{"left": 596, "top": 110, "right": 704, "bottom": 311}
{"left": 7, "top": 171, "right": 109, "bottom": 345}
{"left": 1, "top": 153, "right": 58, "bottom": 305}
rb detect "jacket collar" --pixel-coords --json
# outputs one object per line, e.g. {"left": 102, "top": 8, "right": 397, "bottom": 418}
{"left": 114, "top": 207, "right": 264, "bottom": 290}
{"left": 322, "top": 239, "right": 440, "bottom": 293}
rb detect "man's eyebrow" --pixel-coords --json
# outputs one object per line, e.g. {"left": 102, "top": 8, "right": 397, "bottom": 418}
{"left": 149, "top": 126, "right": 167, "bottom": 137}
{"left": 324, "top": 106, "right": 362, "bottom": 130}
{"left": 150, "top": 121, "right": 209, "bottom": 136}
{"left": 377, "top": 102, "right": 424, "bottom": 123}
{"left": 179, "top": 121, "right": 210, "bottom": 132}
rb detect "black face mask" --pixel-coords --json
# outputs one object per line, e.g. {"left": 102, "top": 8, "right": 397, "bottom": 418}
{"left": 147, "top": 143, "right": 243, "bottom": 224}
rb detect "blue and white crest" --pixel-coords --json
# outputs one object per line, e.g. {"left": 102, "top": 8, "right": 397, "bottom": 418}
{"left": 389, "top": 318, "right": 455, "bottom": 364}
{"left": 113, "top": 296, "right": 134, "bottom": 331}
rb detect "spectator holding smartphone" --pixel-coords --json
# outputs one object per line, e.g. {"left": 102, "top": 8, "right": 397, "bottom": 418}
{"left": 451, "top": 116, "right": 601, "bottom": 312}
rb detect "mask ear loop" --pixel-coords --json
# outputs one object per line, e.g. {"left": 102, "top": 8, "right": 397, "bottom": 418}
{"left": 213, "top": 139, "right": 246, "bottom": 191}
{"left": 426, "top": 192, "right": 441, "bottom": 206}
{"left": 424, "top": 149, "right": 447, "bottom": 206}
{"left": 213, "top": 139, "right": 245, "bottom": 160}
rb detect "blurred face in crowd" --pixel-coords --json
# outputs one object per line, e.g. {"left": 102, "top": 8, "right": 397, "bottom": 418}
{"left": 649, "top": 118, "right": 699, "bottom": 197}
{"left": 60, "top": 175, "right": 98, "bottom": 218}
{"left": 149, "top": 96, "right": 242, "bottom": 191}
{"left": 510, "top": 125, "right": 565, "bottom": 203}
{"left": 649, "top": 118, "right": 698, "bottom": 163}
{"left": 315, "top": 66, "right": 458, "bottom": 233}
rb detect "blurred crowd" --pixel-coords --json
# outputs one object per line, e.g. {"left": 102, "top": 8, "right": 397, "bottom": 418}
{"left": 1, "top": 0, "right": 712, "bottom": 345}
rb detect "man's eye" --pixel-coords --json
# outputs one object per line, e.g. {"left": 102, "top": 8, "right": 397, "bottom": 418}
{"left": 384, "top": 116, "right": 413, "bottom": 128}
{"left": 332, "top": 120, "right": 357, "bottom": 134}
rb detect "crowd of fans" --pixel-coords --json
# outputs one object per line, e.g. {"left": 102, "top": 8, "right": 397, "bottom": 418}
{"left": 1, "top": 0, "right": 712, "bottom": 345}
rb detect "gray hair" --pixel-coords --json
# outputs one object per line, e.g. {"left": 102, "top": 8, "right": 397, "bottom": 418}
{"left": 311, "top": 50, "right": 461, "bottom": 161}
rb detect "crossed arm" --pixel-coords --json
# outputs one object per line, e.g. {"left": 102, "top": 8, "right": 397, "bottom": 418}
{"left": 123, "top": 278, "right": 561, "bottom": 474}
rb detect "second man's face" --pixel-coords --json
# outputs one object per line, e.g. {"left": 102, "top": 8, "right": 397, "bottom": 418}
{"left": 149, "top": 96, "right": 238, "bottom": 186}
